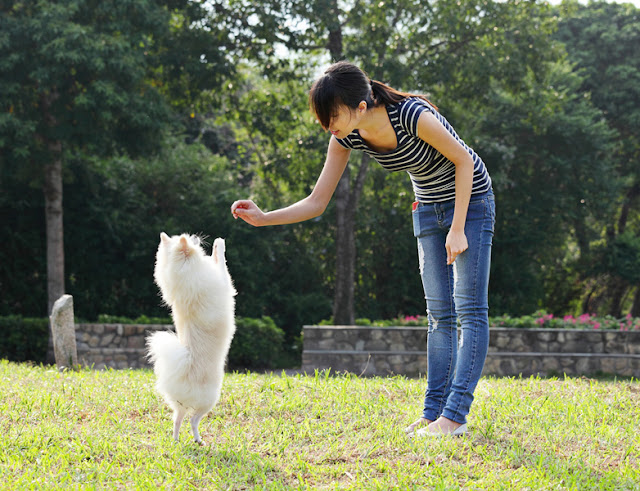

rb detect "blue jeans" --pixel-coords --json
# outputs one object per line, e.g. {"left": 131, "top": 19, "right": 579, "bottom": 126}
{"left": 412, "top": 191, "right": 495, "bottom": 424}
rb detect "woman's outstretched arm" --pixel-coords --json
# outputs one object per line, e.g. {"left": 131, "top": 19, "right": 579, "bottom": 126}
{"left": 231, "top": 137, "right": 351, "bottom": 227}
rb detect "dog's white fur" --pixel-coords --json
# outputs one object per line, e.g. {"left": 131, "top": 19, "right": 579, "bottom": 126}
{"left": 147, "top": 232, "right": 236, "bottom": 443}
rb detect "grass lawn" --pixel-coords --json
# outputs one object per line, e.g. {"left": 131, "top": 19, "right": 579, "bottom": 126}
{"left": 0, "top": 360, "right": 638, "bottom": 490}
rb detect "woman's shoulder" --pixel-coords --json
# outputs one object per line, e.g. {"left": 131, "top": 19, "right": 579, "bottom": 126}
{"left": 396, "top": 96, "right": 434, "bottom": 113}
{"left": 394, "top": 97, "right": 435, "bottom": 134}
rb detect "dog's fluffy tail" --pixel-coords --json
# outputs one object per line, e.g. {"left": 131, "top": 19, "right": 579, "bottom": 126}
{"left": 146, "top": 331, "right": 190, "bottom": 391}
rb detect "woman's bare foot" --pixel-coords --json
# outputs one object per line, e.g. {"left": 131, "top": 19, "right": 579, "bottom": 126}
{"left": 404, "top": 417, "right": 432, "bottom": 435}
{"left": 412, "top": 416, "right": 467, "bottom": 437}
{"left": 427, "top": 416, "right": 462, "bottom": 434}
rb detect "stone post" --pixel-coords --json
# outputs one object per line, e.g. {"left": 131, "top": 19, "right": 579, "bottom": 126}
{"left": 50, "top": 294, "right": 78, "bottom": 369}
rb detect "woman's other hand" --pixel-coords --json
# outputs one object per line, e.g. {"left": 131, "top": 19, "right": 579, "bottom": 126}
{"left": 445, "top": 229, "right": 468, "bottom": 265}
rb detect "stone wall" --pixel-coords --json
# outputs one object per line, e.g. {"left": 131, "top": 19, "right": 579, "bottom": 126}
{"left": 74, "top": 323, "right": 640, "bottom": 377}
{"left": 75, "top": 323, "right": 170, "bottom": 369}
{"left": 302, "top": 325, "right": 640, "bottom": 378}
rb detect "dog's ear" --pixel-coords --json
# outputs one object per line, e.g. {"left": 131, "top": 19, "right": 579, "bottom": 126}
{"left": 179, "top": 236, "right": 191, "bottom": 257}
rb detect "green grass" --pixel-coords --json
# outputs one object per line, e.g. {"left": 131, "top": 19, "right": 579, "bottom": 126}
{"left": 0, "top": 360, "right": 638, "bottom": 490}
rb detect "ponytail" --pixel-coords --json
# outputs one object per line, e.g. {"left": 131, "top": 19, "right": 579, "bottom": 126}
{"left": 370, "top": 79, "right": 438, "bottom": 112}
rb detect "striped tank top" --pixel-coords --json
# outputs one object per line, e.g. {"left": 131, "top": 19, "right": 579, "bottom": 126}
{"left": 335, "top": 97, "right": 492, "bottom": 203}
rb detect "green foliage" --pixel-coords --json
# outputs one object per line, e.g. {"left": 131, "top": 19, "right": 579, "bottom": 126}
{"left": 474, "top": 60, "right": 617, "bottom": 314}
{"left": 228, "top": 316, "right": 288, "bottom": 369}
{"left": 0, "top": 170, "right": 47, "bottom": 315}
{"left": 0, "top": 0, "right": 171, "bottom": 162}
{"left": 0, "top": 316, "right": 49, "bottom": 362}
{"left": 322, "top": 311, "right": 640, "bottom": 331}
{"left": 354, "top": 168, "right": 425, "bottom": 320}
{"left": 554, "top": 0, "right": 640, "bottom": 315}
{"left": 2, "top": 0, "right": 640, "bottom": 338}
{"left": 61, "top": 139, "right": 240, "bottom": 320}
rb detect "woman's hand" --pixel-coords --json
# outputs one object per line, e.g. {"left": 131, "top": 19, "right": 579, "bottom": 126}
{"left": 231, "top": 200, "right": 266, "bottom": 227}
{"left": 445, "top": 228, "right": 468, "bottom": 265}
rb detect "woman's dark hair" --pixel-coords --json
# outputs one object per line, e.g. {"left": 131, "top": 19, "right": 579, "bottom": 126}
{"left": 309, "top": 61, "right": 437, "bottom": 130}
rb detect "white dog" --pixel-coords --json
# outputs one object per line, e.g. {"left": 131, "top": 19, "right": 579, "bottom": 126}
{"left": 147, "top": 233, "right": 236, "bottom": 443}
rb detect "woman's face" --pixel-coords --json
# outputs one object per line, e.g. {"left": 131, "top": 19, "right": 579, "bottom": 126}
{"left": 326, "top": 103, "right": 366, "bottom": 138}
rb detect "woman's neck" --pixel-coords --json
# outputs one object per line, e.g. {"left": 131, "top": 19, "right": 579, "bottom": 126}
{"left": 358, "top": 105, "right": 388, "bottom": 134}
{"left": 358, "top": 105, "right": 397, "bottom": 153}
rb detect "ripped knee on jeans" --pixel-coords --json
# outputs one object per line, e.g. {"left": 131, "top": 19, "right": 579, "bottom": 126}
{"left": 427, "top": 313, "right": 439, "bottom": 333}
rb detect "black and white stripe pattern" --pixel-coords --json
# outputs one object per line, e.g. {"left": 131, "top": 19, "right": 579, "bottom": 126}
{"left": 335, "top": 97, "right": 492, "bottom": 203}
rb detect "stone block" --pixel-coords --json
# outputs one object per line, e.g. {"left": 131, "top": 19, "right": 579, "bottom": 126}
{"left": 600, "top": 357, "right": 616, "bottom": 374}
{"left": 100, "top": 333, "right": 115, "bottom": 347}
{"left": 50, "top": 295, "right": 78, "bottom": 369}
{"left": 537, "top": 331, "right": 554, "bottom": 342}
{"left": 510, "top": 336, "right": 526, "bottom": 352}
{"left": 586, "top": 332, "right": 603, "bottom": 343}
{"left": 548, "top": 342, "right": 561, "bottom": 353}
{"left": 388, "top": 355, "right": 405, "bottom": 365}
{"left": 561, "top": 357, "right": 574, "bottom": 367}
{"left": 575, "top": 357, "right": 591, "bottom": 374}
{"left": 482, "top": 359, "right": 498, "bottom": 375}
{"left": 318, "top": 339, "right": 337, "bottom": 350}
{"left": 496, "top": 335, "right": 510, "bottom": 349}
{"left": 370, "top": 330, "right": 384, "bottom": 341}
{"left": 127, "top": 337, "right": 146, "bottom": 349}
{"left": 544, "top": 357, "right": 560, "bottom": 372}
{"left": 368, "top": 340, "right": 388, "bottom": 351}
{"left": 500, "top": 359, "right": 515, "bottom": 374}
{"left": 615, "top": 358, "right": 628, "bottom": 371}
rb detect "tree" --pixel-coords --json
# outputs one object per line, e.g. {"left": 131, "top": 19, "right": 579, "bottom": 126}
{"left": 0, "top": 0, "right": 232, "bottom": 315}
{"left": 555, "top": 0, "right": 640, "bottom": 316}
{"left": 475, "top": 61, "right": 616, "bottom": 314}
{"left": 242, "top": 0, "right": 573, "bottom": 322}
{"left": 220, "top": 0, "right": 560, "bottom": 323}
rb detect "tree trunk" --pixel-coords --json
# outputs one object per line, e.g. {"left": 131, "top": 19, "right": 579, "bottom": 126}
{"left": 631, "top": 287, "right": 640, "bottom": 318}
{"left": 44, "top": 149, "right": 65, "bottom": 315}
{"left": 608, "top": 281, "right": 627, "bottom": 318}
{"left": 333, "top": 167, "right": 355, "bottom": 325}
{"left": 43, "top": 145, "right": 65, "bottom": 365}
{"left": 39, "top": 91, "right": 65, "bottom": 315}
{"left": 39, "top": 90, "right": 65, "bottom": 363}
{"left": 333, "top": 153, "right": 370, "bottom": 325}
{"left": 606, "top": 181, "right": 639, "bottom": 318}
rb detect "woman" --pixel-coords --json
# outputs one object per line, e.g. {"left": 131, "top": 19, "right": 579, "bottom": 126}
{"left": 231, "top": 61, "right": 495, "bottom": 437}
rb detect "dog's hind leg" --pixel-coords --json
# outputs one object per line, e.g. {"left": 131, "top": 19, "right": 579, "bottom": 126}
{"left": 190, "top": 411, "right": 206, "bottom": 444}
{"left": 173, "top": 406, "right": 187, "bottom": 442}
